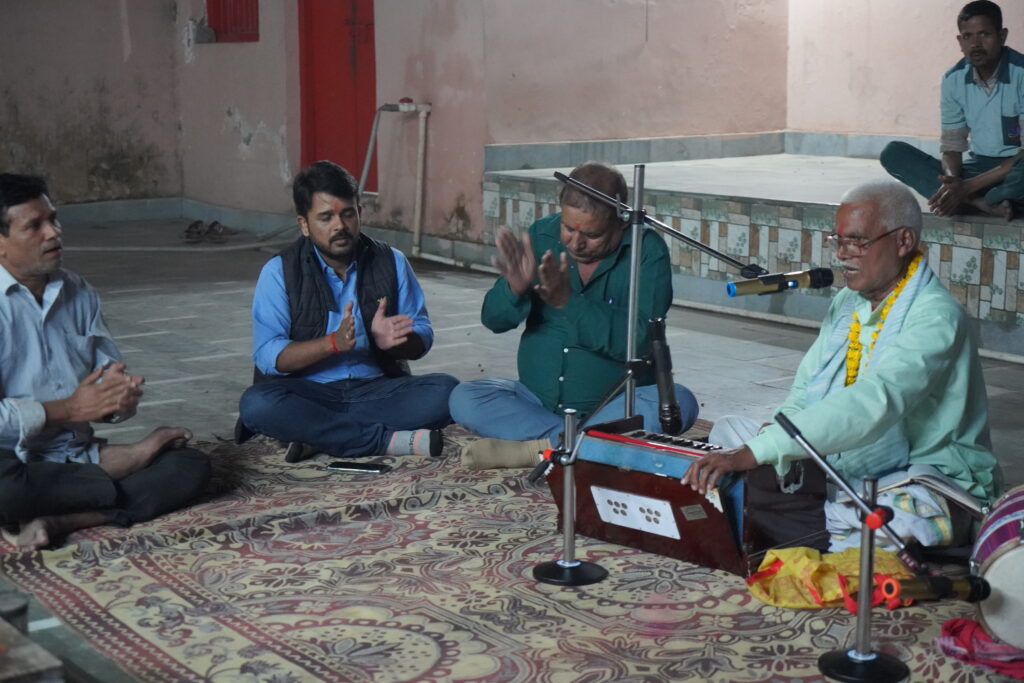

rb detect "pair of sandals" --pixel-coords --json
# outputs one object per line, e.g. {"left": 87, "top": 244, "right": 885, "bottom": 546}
{"left": 183, "top": 220, "right": 236, "bottom": 243}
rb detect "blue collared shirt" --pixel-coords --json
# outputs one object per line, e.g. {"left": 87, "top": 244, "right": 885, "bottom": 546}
{"left": 251, "top": 245, "right": 434, "bottom": 382}
{"left": 0, "top": 264, "right": 120, "bottom": 463}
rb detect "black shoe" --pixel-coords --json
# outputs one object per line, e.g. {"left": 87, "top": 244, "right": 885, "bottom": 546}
{"left": 234, "top": 417, "right": 255, "bottom": 445}
{"left": 284, "top": 442, "right": 316, "bottom": 463}
{"left": 428, "top": 429, "right": 444, "bottom": 458}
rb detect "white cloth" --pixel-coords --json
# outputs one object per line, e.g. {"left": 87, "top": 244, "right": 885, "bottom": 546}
{"left": 826, "top": 486, "right": 951, "bottom": 552}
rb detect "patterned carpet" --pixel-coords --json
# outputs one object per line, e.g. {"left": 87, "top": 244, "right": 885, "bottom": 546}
{"left": 0, "top": 427, "right": 1004, "bottom": 682}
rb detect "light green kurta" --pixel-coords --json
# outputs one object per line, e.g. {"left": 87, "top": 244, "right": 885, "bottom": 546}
{"left": 747, "top": 275, "right": 1001, "bottom": 503}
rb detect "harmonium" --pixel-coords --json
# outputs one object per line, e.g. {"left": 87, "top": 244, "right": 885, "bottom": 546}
{"left": 545, "top": 416, "right": 774, "bottom": 577}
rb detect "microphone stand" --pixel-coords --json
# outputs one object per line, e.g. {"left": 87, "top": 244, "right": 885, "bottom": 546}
{"left": 533, "top": 409, "right": 609, "bottom": 586}
{"left": 623, "top": 165, "right": 645, "bottom": 416}
{"left": 774, "top": 414, "right": 928, "bottom": 573}
{"left": 555, "top": 166, "right": 768, "bottom": 421}
{"left": 774, "top": 413, "right": 911, "bottom": 683}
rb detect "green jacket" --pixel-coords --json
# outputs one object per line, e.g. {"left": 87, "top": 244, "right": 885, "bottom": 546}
{"left": 482, "top": 212, "right": 673, "bottom": 418}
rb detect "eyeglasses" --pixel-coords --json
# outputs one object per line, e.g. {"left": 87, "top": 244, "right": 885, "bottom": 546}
{"left": 825, "top": 226, "right": 904, "bottom": 254}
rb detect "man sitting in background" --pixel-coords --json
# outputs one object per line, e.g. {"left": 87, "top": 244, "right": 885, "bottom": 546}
{"left": 881, "top": 0, "right": 1024, "bottom": 220}
{"left": 0, "top": 173, "right": 210, "bottom": 551}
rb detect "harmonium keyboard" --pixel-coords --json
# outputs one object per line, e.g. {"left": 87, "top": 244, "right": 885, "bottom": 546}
{"left": 545, "top": 416, "right": 768, "bottom": 577}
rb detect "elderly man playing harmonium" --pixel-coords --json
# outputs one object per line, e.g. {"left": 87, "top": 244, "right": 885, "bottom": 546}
{"left": 683, "top": 179, "right": 1002, "bottom": 552}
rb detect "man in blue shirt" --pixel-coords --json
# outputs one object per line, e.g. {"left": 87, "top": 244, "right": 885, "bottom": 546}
{"left": 237, "top": 161, "right": 457, "bottom": 462}
{"left": 0, "top": 173, "right": 210, "bottom": 550}
{"left": 881, "top": 1, "right": 1024, "bottom": 219}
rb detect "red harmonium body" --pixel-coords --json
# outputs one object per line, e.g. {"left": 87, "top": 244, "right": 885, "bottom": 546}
{"left": 546, "top": 417, "right": 771, "bottom": 577}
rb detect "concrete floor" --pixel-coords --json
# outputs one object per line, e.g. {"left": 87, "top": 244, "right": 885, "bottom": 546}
{"left": 8, "top": 216, "right": 1022, "bottom": 681}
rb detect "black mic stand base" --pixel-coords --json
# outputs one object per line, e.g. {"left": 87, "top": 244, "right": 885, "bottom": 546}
{"left": 533, "top": 560, "right": 608, "bottom": 586}
{"left": 818, "top": 649, "right": 909, "bottom": 683}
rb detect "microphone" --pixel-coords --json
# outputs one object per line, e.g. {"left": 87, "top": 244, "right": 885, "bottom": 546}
{"left": 726, "top": 268, "right": 834, "bottom": 297}
{"left": 648, "top": 318, "right": 681, "bottom": 434}
{"left": 880, "top": 574, "right": 990, "bottom": 603}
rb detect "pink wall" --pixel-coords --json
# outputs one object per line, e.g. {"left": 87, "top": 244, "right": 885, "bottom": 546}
{"left": 483, "top": 0, "right": 788, "bottom": 142}
{"left": 0, "top": 0, "right": 181, "bottom": 202}
{"left": 787, "top": 0, "right": 1024, "bottom": 136}
{"left": 371, "top": 0, "right": 488, "bottom": 240}
{"left": 0, "top": 0, "right": 299, "bottom": 213}
{"left": 372, "top": 0, "right": 789, "bottom": 241}
{"left": 15, "top": 0, "right": 1017, "bottom": 236}
{"left": 174, "top": 0, "right": 301, "bottom": 214}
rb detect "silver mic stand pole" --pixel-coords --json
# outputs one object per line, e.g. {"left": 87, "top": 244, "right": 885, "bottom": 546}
{"left": 623, "top": 164, "right": 646, "bottom": 417}
{"left": 774, "top": 413, "right": 910, "bottom": 682}
{"left": 533, "top": 409, "right": 608, "bottom": 586}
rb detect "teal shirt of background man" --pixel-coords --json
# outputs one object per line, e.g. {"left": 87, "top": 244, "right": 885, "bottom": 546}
{"left": 480, "top": 212, "right": 673, "bottom": 419}
{"left": 941, "top": 46, "right": 1024, "bottom": 158}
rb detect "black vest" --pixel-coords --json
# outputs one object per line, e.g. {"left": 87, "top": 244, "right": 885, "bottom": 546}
{"left": 276, "top": 233, "right": 410, "bottom": 378}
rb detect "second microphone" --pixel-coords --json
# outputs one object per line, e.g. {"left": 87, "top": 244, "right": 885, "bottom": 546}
{"left": 727, "top": 268, "right": 835, "bottom": 297}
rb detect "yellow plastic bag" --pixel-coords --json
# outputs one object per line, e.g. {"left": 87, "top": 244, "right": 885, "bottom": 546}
{"left": 746, "top": 546, "right": 915, "bottom": 609}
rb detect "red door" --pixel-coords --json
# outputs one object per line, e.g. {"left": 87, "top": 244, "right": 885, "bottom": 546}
{"left": 299, "top": 0, "right": 377, "bottom": 191}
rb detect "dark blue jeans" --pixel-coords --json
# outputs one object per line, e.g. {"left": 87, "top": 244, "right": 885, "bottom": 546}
{"left": 238, "top": 374, "right": 459, "bottom": 458}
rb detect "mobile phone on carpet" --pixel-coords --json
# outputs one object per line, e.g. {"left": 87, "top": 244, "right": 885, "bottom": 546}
{"left": 326, "top": 461, "right": 392, "bottom": 474}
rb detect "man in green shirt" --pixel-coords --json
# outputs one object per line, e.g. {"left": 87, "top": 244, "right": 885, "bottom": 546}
{"left": 449, "top": 162, "right": 698, "bottom": 468}
{"left": 683, "top": 180, "right": 1000, "bottom": 551}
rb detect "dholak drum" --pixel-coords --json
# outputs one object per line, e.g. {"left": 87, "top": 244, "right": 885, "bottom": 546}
{"left": 971, "top": 484, "right": 1024, "bottom": 648}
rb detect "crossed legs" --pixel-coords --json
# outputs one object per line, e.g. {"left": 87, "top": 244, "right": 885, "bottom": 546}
{"left": 239, "top": 374, "right": 458, "bottom": 459}
{"left": 3, "top": 427, "right": 210, "bottom": 551}
{"left": 449, "top": 377, "right": 700, "bottom": 445}
{"left": 880, "top": 141, "right": 1022, "bottom": 220}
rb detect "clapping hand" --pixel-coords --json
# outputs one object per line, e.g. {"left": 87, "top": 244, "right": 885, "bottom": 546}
{"left": 494, "top": 228, "right": 537, "bottom": 296}
{"left": 535, "top": 249, "right": 571, "bottom": 308}
{"left": 370, "top": 298, "right": 414, "bottom": 350}
{"left": 330, "top": 302, "right": 358, "bottom": 353}
{"left": 65, "top": 362, "right": 144, "bottom": 423}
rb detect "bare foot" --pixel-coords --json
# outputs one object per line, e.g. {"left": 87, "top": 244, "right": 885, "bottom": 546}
{"left": 998, "top": 200, "right": 1015, "bottom": 222}
{"left": 17, "top": 518, "right": 53, "bottom": 551}
{"left": 16, "top": 511, "right": 112, "bottom": 551}
{"left": 99, "top": 426, "right": 192, "bottom": 480}
{"left": 970, "top": 197, "right": 1015, "bottom": 221}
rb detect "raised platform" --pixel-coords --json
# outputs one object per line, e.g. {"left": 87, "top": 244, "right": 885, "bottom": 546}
{"left": 483, "top": 154, "right": 1024, "bottom": 358}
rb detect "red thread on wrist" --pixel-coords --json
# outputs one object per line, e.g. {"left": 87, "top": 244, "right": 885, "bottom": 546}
{"left": 329, "top": 332, "right": 341, "bottom": 353}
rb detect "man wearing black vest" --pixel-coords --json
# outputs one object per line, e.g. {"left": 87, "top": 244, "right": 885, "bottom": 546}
{"left": 238, "top": 161, "right": 458, "bottom": 462}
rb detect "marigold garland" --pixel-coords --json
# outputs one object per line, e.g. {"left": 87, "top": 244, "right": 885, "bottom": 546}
{"left": 844, "top": 252, "right": 923, "bottom": 386}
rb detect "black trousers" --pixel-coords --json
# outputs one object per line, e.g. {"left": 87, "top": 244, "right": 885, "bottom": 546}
{"left": 0, "top": 447, "right": 210, "bottom": 528}
{"left": 746, "top": 460, "right": 830, "bottom": 552}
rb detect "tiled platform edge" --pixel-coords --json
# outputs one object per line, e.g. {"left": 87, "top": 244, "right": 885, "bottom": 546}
{"left": 476, "top": 175, "right": 1024, "bottom": 358}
